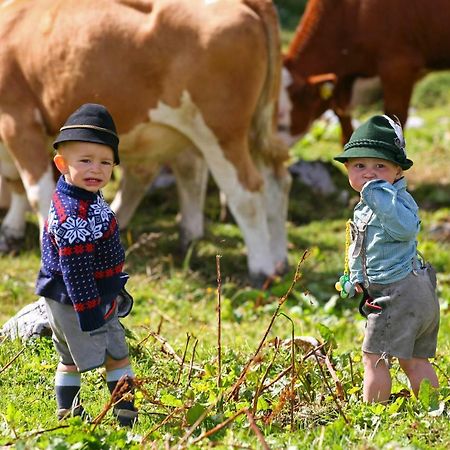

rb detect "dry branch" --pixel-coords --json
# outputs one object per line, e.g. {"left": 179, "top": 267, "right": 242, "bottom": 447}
{"left": 227, "top": 252, "right": 308, "bottom": 401}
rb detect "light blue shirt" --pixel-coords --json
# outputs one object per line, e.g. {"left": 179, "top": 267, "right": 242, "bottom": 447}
{"left": 349, "top": 177, "right": 420, "bottom": 285}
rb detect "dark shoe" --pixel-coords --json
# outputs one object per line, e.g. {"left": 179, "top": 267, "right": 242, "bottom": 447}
{"left": 57, "top": 405, "right": 90, "bottom": 421}
{"left": 113, "top": 406, "right": 138, "bottom": 427}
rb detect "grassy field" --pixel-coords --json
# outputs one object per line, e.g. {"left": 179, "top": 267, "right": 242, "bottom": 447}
{"left": 0, "top": 96, "right": 449, "bottom": 449}
{"left": 1, "top": 5, "right": 450, "bottom": 448}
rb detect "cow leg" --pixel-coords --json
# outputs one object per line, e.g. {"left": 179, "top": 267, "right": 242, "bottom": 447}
{"left": 195, "top": 139, "right": 276, "bottom": 282}
{"left": 259, "top": 163, "right": 292, "bottom": 275}
{"left": 170, "top": 148, "right": 208, "bottom": 250}
{"left": 0, "top": 174, "right": 11, "bottom": 210}
{"left": 0, "top": 144, "right": 29, "bottom": 252}
{"left": 333, "top": 78, "right": 356, "bottom": 144}
{"left": 110, "top": 165, "right": 158, "bottom": 229}
{"left": 379, "top": 60, "right": 421, "bottom": 125}
{"left": 0, "top": 109, "right": 54, "bottom": 253}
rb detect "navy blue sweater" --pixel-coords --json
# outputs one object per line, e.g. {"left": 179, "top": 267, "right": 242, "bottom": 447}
{"left": 36, "top": 176, "right": 128, "bottom": 331}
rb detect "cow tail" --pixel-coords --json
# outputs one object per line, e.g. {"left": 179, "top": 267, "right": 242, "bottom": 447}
{"left": 243, "top": 0, "right": 289, "bottom": 167}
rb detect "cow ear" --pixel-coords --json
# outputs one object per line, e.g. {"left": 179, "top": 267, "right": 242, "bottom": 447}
{"left": 307, "top": 73, "right": 337, "bottom": 100}
{"left": 53, "top": 154, "right": 68, "bottom": 174}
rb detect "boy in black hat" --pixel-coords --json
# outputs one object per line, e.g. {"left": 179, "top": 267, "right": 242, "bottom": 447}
{"left": 334, "top": 115, "right": 440, "bottom": 403}
{"left": 35, "top": 103, "right": 137, "bottom": 426}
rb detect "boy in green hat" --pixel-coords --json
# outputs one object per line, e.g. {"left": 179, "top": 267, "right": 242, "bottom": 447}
{"left": 334, "top": 115, "right": 440, "bottom": 403}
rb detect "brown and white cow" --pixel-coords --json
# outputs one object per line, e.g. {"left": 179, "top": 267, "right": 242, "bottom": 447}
{"left": 0, "top": 0, "right": 291, "bottom": 282}
{"left": 278, "top": 0, "right": 450, "bottom": 145}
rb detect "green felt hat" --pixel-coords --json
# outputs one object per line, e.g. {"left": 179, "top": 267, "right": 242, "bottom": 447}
{"left": 334, "top": 115, "right": 413, "bottom": 170}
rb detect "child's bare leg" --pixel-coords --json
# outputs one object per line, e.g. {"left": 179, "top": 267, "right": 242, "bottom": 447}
{"left": 398, "top": 357, "right": 439, "bottom": 395}
{"left": 105, "top": 356, "right": 130, "bottom": 371}
{"left": 363, "top": 352, "right": 392, "bottom": 403}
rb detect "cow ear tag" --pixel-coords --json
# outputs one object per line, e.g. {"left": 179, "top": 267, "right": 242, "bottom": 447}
{"left": 319, "top": 81, "right": 334, "bottom": 100}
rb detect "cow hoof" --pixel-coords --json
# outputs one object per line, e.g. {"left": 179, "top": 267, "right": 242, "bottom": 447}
{"left": 275, "top": 259, "right": 290, "bottom": 276}
{"left": 249, "top": 272, "right": 275, "bottom": 289}
{"left": 0, "top": 228, "right": 24, "bottom": 255}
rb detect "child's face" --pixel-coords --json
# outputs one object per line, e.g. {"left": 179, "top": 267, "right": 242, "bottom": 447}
{"left": 54, "top": 142, "right": 115, "bottom": 192}
{"left": 345, "top": 157, "right": 402, "bottom": 192}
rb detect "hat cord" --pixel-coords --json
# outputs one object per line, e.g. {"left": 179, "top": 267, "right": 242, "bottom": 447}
{"left": 59, "top": 124, "right": 118, "bottom": 138}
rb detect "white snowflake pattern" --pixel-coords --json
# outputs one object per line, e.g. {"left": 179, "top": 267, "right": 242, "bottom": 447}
{"left": 47, "top": 207, "right": 59, "bottom": 232}
{"left": 90, "top": 199, "right": 112, "bottom": 222}
{"left": 89, "top": 217, "right": 103, "bottom": 239}
{"left": 60, "top": 216, "right": 91, "bottom": 244}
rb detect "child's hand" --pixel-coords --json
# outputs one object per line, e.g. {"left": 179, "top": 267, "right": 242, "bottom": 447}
{"left": 355, "top": 283, "right": 364, "bottom": 294}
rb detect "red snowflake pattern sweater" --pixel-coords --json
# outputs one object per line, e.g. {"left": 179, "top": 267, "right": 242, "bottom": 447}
{"left": 36, "top": 176, "right": 128, "bottom": 331}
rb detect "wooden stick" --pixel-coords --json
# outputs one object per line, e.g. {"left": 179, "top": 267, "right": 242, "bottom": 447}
{"left": 175, "top": 333, "right": 191, "bottom": 385}
{"left": 245, "top": 409, "right": 270, "bottom": 450}
{"left": 190, "top": 407, "right": 247, "bottom": 445}
{"left": 0, "top": 347, "right": 25, "bottom": 374}
{"left": 312, "top": 350, "right": 349, "bottom": 424}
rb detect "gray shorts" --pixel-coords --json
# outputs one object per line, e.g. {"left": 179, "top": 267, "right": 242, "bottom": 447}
{"left": 44, "top": 298, "right": 129, "bottom": 372}
{"left": 362, "top": 265, "right": 440, "bottom": 360}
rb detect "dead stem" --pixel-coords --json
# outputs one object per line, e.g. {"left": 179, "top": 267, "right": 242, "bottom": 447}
{"left": 2, "top": 424, "right": 70, "bottom": 447}
{"left": 324, "top": 351, "right": 345, "bottom": 401}
{"left": 186, "top": 337, "right": 199, "bottom": 390}
{"left": 245, "top": 409, "right": 271, "bottom": 450}
{"left": 171, "top": 399, "right": 220, "bottom": 449}
{"left": 278, "top": 313, "right": 296, "bottom": 430}
{"left": 0, "top": 347, "right": 25, "bottom": 374}
{"left": 259, "top": 363, "right": 293, "bottom": 394}
{"left": 252, "top": 339, "right": 280, "bottom": 414}
{"left": 149, "top": 331, "right": 204, "bottom": 373}
{"left": 92, "top": 375, "right": 134, "bottom": 428}
{"left": 216, "top": 254, "right": 222, "bottom": 389}
{"left": 312, "top": 350, "right": 349, "bottom": 424}
{"left": 141, "top": 405, "right": 186, "bottom": 446}
{"left": 190, "top": 407, "right": 247, "bottom": 445}
{"left": 227, "top": 252, "right": 308, "bottom": 401}
{"left": 175, "top": 333, "right": 191, "bottom": 385}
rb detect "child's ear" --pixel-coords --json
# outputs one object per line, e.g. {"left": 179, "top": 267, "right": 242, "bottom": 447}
{"left": 53, "top": 154, "right": 68, "bottom": 174}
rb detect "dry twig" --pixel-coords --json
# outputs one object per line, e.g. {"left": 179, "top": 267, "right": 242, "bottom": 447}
{"left": 0, "top": 347, "right": 25, "bottom": 374}
{"left": 216, "top": 254, "right": 222, "bottom": 389}
{"left": 227, "top": 252, "right": 308, "bottom": 401}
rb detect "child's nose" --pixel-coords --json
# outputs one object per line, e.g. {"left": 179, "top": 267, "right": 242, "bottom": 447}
{"left": 91, "top": 163, "right": 102, "bottom": 172}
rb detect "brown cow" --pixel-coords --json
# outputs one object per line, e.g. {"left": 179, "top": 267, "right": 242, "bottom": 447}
{"left": 278, "top": 0, "right": 450, "bottom": 145}
{"left": 0, "top": 0, "right": 291, "bottom": 282}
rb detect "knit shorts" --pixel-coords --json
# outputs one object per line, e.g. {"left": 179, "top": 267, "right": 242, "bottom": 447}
{"left": 44, "top": 298, "right": 129, "bottom": 372}
{"left": 362, "top": 264, "right": 440, "bottom": 360}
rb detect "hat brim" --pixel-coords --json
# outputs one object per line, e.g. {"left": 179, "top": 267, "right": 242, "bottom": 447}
{"left": 53, "top": 128, "right": 120, "bottom": 164}
{"left": 334, "top": 147, "right": 413, "bottom": 170}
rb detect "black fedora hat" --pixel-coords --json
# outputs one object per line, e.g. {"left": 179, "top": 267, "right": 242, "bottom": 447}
{"left": 53, "top": 103, "right": 120, "bottom": 164}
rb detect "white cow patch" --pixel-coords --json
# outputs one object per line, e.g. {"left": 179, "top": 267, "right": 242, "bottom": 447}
{"left": 1, "top": 0, "right": 16, "bottom": 9}
{"left": 24, "top": 166, "right": 55, "bottom": 231}
{"left": 278, "top": 68, "right": 300, "bottom": 147}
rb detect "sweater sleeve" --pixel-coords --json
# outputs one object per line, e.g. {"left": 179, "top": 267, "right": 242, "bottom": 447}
{"left": 361, "top": 179, "right": 420, "bottom": 241}
{"left": 54, "top": 215, "right": 105, "bottom": 331}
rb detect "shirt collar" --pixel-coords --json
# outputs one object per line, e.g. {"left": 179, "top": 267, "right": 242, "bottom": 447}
{"left": 56, "top": 175, "right": 98, "bottom": 202}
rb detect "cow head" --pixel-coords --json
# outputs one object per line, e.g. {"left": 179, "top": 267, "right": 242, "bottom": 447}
{"left": 278, "top": 65, "right": 337, "bottom": 147}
